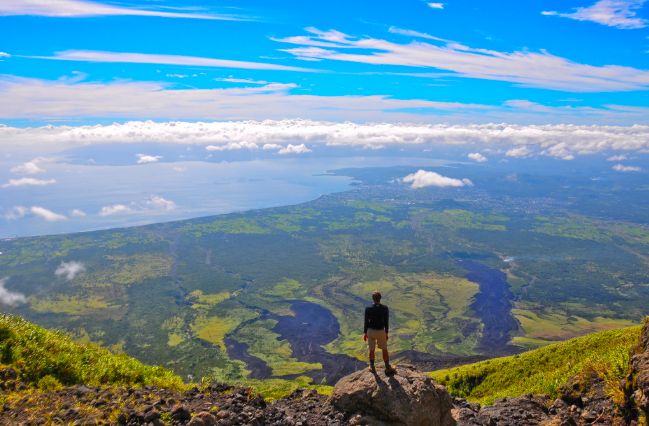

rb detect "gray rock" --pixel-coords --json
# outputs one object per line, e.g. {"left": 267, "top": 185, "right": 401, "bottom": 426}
{"left": 330, "top": 364, "right": 455, "bottom": 426}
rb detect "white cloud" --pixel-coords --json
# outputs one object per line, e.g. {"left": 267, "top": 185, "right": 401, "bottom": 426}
{"left": 4, "top": 206, "right": 29, "bottom": 220}
{"left": 607, "top": 154, "right": 628, "bottom": 161}
{"left": 99, "top": 195, "right": 176, "bottom": 216}
{"left": 71, "top": 209, "right": 86, "bottom": 217}
{"left": 276, "top": 27, "right": 649, "bottom": 92}
{"left": 428, "top": 3, "right": 445, "bottom": 9}
{"left": 217, "top": 77, "right": 270, "bottom": 85}
{"left": 3, "top": 120, "right": 649, "bottom": 160}
{"left": 6, "top": 206, "right": 67, "bottom": 221}
{"left": 0, "top": 277, "right": 26, "bottom": 306}
{"left": 36, "top": 50, "right": 312, "bottom": 72}
{"left": 0, "top": 0, "right": 244, "bottom": 20}
{"left": 468, "top": 152, "right": 488, "bottom": 162}
{"left": 10, "top": 157, "right": 47, "bottom": 174}
{"left": 0, "top": 52, "right": 9, "bottom": 58}
{"left": 506, "top": 146, "right": 533, "bottom": 158}
{"left": 55, "top": 261, "right": 86, "bottom": 280}
{"left": 1, "top": 76, "right": 649, "bottom": 125}
{"left": 542, "top": 0, "right": 647, "bottom": 29}
{"left": 206, "top": 141, "right": 259, "bottom": 151}
{"left": 262, "top": 143, "right": 282, "bottom": 150}
{"left": 1, "top": 177, "right": 56, "bottom": 188}
{"left": 136, "top": 153, "right": 162, "bottom": 164}
{"left": 612, "top": 163, "right": 642, "bottom": 171}
{"left": 99, "top": 204, "right": 133, "bottom": 216}
{"left": 30, "top": 206, "right": 67, "bottom": 221}
{"left": 278, "top": 143, "right": 312, "bottom": 154}
{"left": 388, "top": 26, "right": 447, "bottom": 42}
{"left": 144, "top": 195, "right": 176, "bottom": 211}
{"left": 403, "top": 170, "right": 473, "bottom": 189}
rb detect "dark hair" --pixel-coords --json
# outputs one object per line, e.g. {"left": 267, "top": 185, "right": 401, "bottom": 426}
{"left": 372, "top": 291, "right": 381, "bottom": 303}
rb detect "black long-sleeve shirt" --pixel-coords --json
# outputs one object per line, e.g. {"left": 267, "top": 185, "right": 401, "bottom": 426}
{"left": 364, "top": 303, "right": 389, "bottom": 334}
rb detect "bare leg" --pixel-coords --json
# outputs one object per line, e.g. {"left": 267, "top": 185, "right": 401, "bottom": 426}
{"left": 369, "top": 348, "right": 376, "bottom": 362}
{"left": 382, "top": 349, "right": 389, "bottom": 363}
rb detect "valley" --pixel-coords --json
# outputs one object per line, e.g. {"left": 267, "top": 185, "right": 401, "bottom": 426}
{"left": 1, "top": 164, "right": 648, "bottom": 387}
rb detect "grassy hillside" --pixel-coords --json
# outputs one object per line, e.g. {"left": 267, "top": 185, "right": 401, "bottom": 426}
{"left": 0, "top": 314, "right": 331, "bottom": 400}
{"left": 429, "top": 325, "right": 642, "bottom": 405}
{"left": 0, "top": 314, "right": 185, "bottom": 390}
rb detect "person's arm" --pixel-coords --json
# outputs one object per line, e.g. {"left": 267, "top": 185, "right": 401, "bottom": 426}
{"left": 384, "top": 306, "right": 389, "bottom": 335}
{"left": 364, "top": 307, "right": 369, "bottom": 334}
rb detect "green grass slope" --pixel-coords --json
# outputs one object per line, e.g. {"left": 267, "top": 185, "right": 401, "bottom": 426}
{"left": 429, "top": 325, "right": 642, "bottom": 405}
{"left": 0, "top": 314, "right": 184, "bottom": 390}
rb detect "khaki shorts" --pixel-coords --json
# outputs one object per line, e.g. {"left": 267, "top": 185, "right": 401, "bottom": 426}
{"left": 367, "top": 328, "right": 388, "bottom": 351}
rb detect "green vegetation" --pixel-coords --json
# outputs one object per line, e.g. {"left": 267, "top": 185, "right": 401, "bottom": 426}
{"left": 416, "top": 209, "right": 508, "bottom": 231}
{"left": 0, "top": 314, "right": 184, "bottom": 389}
{"left": 429, "top": 325, "right": 641, "bottom": 405}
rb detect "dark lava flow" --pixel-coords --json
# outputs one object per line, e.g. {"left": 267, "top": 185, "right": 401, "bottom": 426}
{"left": 270, "top": 301, "right": 365, "bottom": 384}
{"left": 458, "top": 259, "right": 519, "bottom": 355}
{"left": 226, "top": 300, "right": 364, "bottom": 384}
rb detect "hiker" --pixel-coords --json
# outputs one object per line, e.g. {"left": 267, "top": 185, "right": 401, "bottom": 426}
{"left": 363, "top": 291, "right": 396, "bottom": 374}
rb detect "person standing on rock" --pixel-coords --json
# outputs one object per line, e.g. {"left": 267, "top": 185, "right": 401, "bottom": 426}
{"left": 363, "top": 291, "right": 396, "bottom": 374}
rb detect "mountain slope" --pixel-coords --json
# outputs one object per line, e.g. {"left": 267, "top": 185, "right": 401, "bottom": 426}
{"left": 429, "top": 324, "right": 642, "bottom": 405}
{"left": 0, "top": 313, "right": 185, "bottom": 390}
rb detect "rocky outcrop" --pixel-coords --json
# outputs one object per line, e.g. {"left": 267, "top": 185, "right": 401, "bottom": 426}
{"left": 330, "top": 364, "right": 455, "bottom": 426}
{"left": 626, "top": 317, "right": 649, "bottom": 422}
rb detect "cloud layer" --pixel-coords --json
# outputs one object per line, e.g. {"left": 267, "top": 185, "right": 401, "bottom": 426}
{"left": 3, "top": 120, "right": 649, "bottom": 160}
{"left": 403, "top": 170, "right": 473, "bottom": 188}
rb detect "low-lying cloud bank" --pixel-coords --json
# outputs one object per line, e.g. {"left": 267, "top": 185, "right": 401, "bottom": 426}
{"left": 55, "top": 261, "right": 86, "bottom": 281}
{"left": 3, "top": 120, "right": 649, "bottom": 160}
{"left": 0, "top": 277, "right": 26, "bottom": 306}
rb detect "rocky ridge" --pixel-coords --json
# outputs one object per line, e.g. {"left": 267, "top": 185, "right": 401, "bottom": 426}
{"left": 2, "top": 318, "right": 649, "bottom": 425}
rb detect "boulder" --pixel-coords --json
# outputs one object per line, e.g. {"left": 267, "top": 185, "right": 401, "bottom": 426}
{"left": 329, "top": 364, "right": 455, "bottom": 426}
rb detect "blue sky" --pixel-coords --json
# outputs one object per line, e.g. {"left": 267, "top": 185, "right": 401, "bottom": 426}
{"left": 1, "top": 0, "right": 649, "bottom": 237}
{"left": 1, "top": 0, "right": 648, "bottom": 124}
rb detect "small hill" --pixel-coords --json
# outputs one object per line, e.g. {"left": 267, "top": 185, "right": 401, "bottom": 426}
{"left": 429, "top": 324, "right": 642, "bottom": 405}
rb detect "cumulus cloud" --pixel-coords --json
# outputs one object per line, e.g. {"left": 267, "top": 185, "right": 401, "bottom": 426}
{"left": 278, "top": 143, "right": 312, "bottom": 154}
{"left": 0, "top": 52, "right": 10, "bottom": 58}
{"left": 10, "top": 157, "right": 47, "bottom": 174}
{"left": 468, "top": 152, "right": 487, "bottom": 162}
{"left": 55, "top": 261, "right": 86, "bottom": 281}
{"left": 0, "top": 277, "right": 26, "bottom": 306}
{"left": 276, "top": 27, "right": 649, "bottom": 92}
{"left": 403, "top": 170, "right": 473, "bottom": 189}
{"left": 542, "top": 0, "right": 647, "bottom": 29}
{"left": 1, "top": 177, "right": 56, "bottom": 188}
{"left": 70, "top": 209, "right": 86, "bottom": 217}
{"left": 612, "top": 163, "right": 642, "bottom": 172}
{"left": 136, "top": 153, "right": 162, "bottom": 164}
{"left": 99, "top": 204, "right": 133, "bottom": 216}
{"left": 0, "top": 0, "right": 245, "bottom": 20}
{"left": 144, "top": 195, "right": 176, "bottom": 211}
{"left": 99, "top": 195, "right": 176, "bottom": 216}
{"left": 5, "top": 206, "right": 66, "bottom": 221}
{"left": 3, "top": 120, "right": 649, "bottom": 160}
{"left": 428, "top": 3, "right": 444, "bottom": 9}
{"left": 262, "top": 143, "right": 282, "bottom": 150}
{"left": 506, "top": 146, "right": 533, "bottom": 158}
